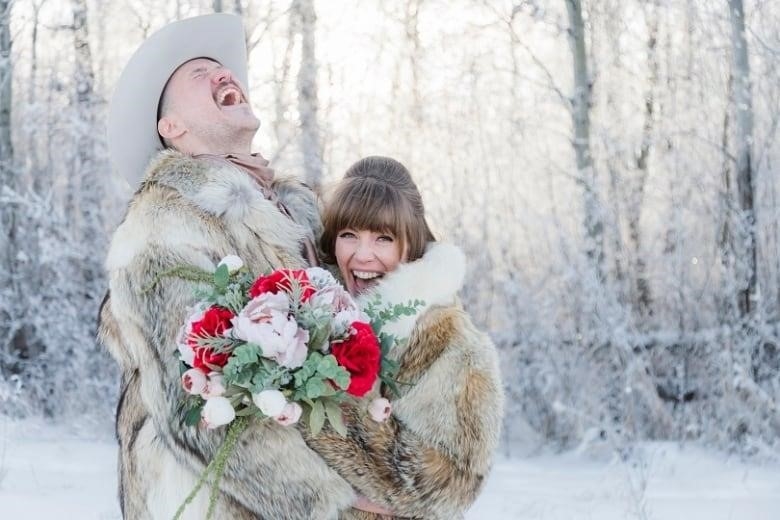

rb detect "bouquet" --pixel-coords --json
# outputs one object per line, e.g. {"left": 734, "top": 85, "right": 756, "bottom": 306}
{"left": 161, "top": 256, "right": 419, "bottom": 519}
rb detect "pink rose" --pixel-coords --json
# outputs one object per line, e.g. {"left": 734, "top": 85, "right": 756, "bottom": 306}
{"left": 274, "top": 402, "right": 303, "bottom": 426}
{"left": 182, "top": 368, "right": 207, "bottom": 395}
{"left": 368, "top": 397, "right": 392, "bottom": 422}
{"left": 202, "top": 373, "right": 226, "bottom": 398}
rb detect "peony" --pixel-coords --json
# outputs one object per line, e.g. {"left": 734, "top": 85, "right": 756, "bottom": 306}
{"left": 218, "top": 254, "right": 244, "bottom": 273}
{"left": 249, "top": 269, "right": 316, "bottom": 302}
{"left": 201, "top": 396, "right": 236, "bottom": 429}
{"left": 274, "top": 402, "right": 303, "bottom": 426}
{"left": 252, "top": 389, "right": 287, "bottom": 417}
{"left": 331, "top": 322, "right": 382, "bottom": 397}
{"left": 236, "top": 312, "right": 309, "bottom": 369}
{"left": 368, "top": 397, "right": 392, "bottom": 422}
{"left": 232, "top": 292, "right": 290, "bottom": 343}
{"left": 202, "top": 373, "right": 226, "bottom": 398}
{"left": 181, "top": 368, "right": 207, "bottom": 395}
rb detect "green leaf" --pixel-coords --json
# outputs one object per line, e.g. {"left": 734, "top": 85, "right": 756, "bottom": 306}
{"left": 309, "top": 400, "right": 325, "bottom": 435}
{"left": 316, "top": 355, "right": 339, "bottom": 378}
{"left": 305, "top": 377, "right": 328, "bottom": 399}
{"left": 331, "top": 367, "right": 351, "bottom": 390}
{"left": 214, "top": 264, "right": 229, "bottom": 290}
{"left": 324, "top": 399, "right": 348, "bottom": 437}
{"left": 183, "top": 406, "right": 202, "bottom": 426}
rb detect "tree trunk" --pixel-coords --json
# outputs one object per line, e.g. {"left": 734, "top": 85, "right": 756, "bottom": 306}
{"left": 727, "top": 0, "right": 758, "bottom": 319}
{"left": 629, "top": 1, "right": 660, "bottom": 317}
{"left": 290, "top": 0, "right": 323, "bottom": 191}
{"left": 0, "top": 0, "right": 17, "bottom": 364}
{"left": 69, "top": 0, "right": 103, "bottom": 297}
{"left": 565, "top": 0, "right": 604, "bottom": 276}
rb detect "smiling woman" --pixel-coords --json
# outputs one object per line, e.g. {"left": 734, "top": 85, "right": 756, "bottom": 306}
{"left": 307, "top": 155, "right": 504, "bottom": 519}
{"left": 321, "top": 156, "right": 436, "bottom": 296}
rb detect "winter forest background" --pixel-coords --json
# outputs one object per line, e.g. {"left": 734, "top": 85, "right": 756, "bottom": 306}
{"left": 0, "top": 0, "right": 779, "bottom": 460}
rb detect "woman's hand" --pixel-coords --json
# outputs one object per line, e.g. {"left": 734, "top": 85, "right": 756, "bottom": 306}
{"left": 353, "top": 494, "right": 394, "bottom": 516}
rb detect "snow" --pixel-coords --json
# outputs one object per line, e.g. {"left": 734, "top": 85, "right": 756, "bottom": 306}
{"left": 1, "top": 419, "right": 779, "bottom": 520}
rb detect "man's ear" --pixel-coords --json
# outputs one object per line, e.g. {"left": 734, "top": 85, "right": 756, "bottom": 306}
{"left": 157, "top": 115, "right": 185, "bottom": 141}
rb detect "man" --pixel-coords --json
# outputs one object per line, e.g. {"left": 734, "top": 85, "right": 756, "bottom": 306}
{"left": 98, "top": 14, "right": 354, "bottom": 519}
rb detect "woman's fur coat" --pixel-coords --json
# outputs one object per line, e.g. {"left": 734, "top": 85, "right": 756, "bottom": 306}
{"left": 304, "top": 243, "right": 505, "bottom": 520}
{"left": 98, "top": 150, "right": 355, "bottom": 519}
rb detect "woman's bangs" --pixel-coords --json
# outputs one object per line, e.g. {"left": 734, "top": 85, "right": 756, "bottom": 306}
{"left": 336, "top": 183, "right": 407, "bottom": 238}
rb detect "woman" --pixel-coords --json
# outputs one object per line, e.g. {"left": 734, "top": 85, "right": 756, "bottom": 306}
{"left": 304, "top": 156, "right": 504, "bottom": 519}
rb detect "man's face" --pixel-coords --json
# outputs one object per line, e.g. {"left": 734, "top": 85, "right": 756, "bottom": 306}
{"left": 161, "top": 58, "right": 259, "bottom": 146}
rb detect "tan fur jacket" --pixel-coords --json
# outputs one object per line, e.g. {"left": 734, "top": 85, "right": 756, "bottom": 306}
{"left": 304, "top": 243, "right": 505, "bottom": 520}
{"left": 98, "top": 150, "right": 355, "bottom": 519}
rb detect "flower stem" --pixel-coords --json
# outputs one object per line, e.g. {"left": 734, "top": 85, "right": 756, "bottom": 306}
{"left": 206, "top": 417, "right": 248, "bottom": 519}
{"left": 171, "top": 417, "right": 249, "bottom": 520}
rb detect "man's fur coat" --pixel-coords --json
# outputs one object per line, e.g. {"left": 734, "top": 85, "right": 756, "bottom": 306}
{"left": 98, "top": 150, "right": 355, "bottom": 519}
{"left": 304, "top": 243, "right": 505, "bottom": 520}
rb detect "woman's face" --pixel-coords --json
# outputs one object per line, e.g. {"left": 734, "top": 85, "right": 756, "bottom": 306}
{"left": 335, "top": 228, "right": 406, "bottom": 296}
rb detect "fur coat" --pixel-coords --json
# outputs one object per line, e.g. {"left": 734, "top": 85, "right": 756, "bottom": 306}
{"left": 304, "top": 243, "right": 505, "bottom": 520}
{"left": 98, "top": 150, "right": 355, "bottom": 519}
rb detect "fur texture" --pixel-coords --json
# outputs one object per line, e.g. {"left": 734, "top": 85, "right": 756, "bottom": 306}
{"left": 304, "top": 243, "right": 505, "bottom": 520}
{"left": 99, "top": 150, "right": 355, "bottom": 519}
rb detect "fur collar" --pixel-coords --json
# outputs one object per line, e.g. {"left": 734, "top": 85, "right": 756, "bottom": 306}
{"left": 359, "top": 242, "right": 467, "bottom": 339}
{"left": 143, "top": 149, "right": 264, "bottom": 223}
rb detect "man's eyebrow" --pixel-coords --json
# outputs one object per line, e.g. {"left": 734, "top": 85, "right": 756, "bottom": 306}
{"left": 189, "top": 66, "right": 209, "bottom": 77}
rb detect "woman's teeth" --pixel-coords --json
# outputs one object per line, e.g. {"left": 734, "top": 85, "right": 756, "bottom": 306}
{"left": 353, "top": 271, "right": 381, "bottom": 280}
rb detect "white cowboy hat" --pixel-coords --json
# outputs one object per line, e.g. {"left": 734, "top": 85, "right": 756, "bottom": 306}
{"left": 107, "top": 14, "right": 248, "bottom": 186}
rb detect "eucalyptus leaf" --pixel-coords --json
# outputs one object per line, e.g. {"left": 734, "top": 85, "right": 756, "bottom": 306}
{"left": 324, "top": 400, "right": 348, "bottom": 437}
{"left": 214, "top": 264, "right": 229, "bottom": 289}
{"left": 309, "top": 400, "right": 325, "bottom": 435}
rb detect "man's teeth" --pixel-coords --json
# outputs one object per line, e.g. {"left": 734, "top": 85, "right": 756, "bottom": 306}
{"left": 353, "top": 271, "right": 381, "bottom": 280}
{"left": 218, "top": 87, "right": 241, "bottom": 106}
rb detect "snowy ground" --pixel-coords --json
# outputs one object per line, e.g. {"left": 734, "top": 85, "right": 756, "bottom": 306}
{"left": 2, "top": 418, "right": 779, "bottom": 519}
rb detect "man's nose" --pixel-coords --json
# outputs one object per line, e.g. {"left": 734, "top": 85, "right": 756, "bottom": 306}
{"left": 211, "top": 68, "right": 233, "bottom": 85}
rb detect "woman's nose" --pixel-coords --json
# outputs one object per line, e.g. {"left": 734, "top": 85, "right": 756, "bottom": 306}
{"left": 354, "top": 241, "right": 375, "bottom": 262}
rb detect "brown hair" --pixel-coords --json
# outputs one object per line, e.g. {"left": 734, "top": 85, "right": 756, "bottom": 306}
{"left": 320, "top": 156, "right": 436, "bottom": 264}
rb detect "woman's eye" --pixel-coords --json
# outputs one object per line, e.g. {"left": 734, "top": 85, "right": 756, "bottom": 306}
{"left": 377, "top": 235, "right": 394, "bottom": 243}
{"left": 338, "top": 231, "right": 356, "bottom": 239}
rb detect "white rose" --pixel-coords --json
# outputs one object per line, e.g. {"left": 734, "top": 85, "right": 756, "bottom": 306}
{"left": 181, "top": 368, "right": 207, "bottom": 395}
{"left": 252, "top": 389, "right": 287, "bottom": 417}
{"left": 201, "top": 396, "right": 236, "bottom": 429}
{"left": 368, "top": 397, "right": 392, "bottom": 422}
{"left": 274, "top": 402, "right": 303, "bottom": 426}
{"left": 202, "top": 373, "right": 226, "bottom": 398}
{"left": 218, "top": 255, "right": 244, "bottom": 273}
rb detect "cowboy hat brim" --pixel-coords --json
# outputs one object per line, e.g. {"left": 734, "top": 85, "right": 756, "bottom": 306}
{"left": 107, "top": 14, "right": 248, "bottom": 187}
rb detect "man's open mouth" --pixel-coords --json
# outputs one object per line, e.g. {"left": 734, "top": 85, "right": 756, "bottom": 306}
{"left": 215, "top": 85, "right": 245, "bottom": 107}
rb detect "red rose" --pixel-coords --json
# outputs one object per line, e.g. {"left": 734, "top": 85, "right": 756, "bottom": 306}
{"left": 249, "top": 269, "right": 315, "bottom": 302}
{"left": 331, "top": 321, "right": 381, "bottom": 397}
{"left": 188, "top": 306, "right": 234, "bottom": 371}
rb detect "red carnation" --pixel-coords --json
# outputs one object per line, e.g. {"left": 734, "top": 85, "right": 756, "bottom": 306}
{"left": 188, "top": 306, "right": 234, "bottom": 371}
{"left": 249, "top": 269, "right": 315, "bottom": 302}
{"left": 331, "top": 322, "right": 381, "bottom": 397}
